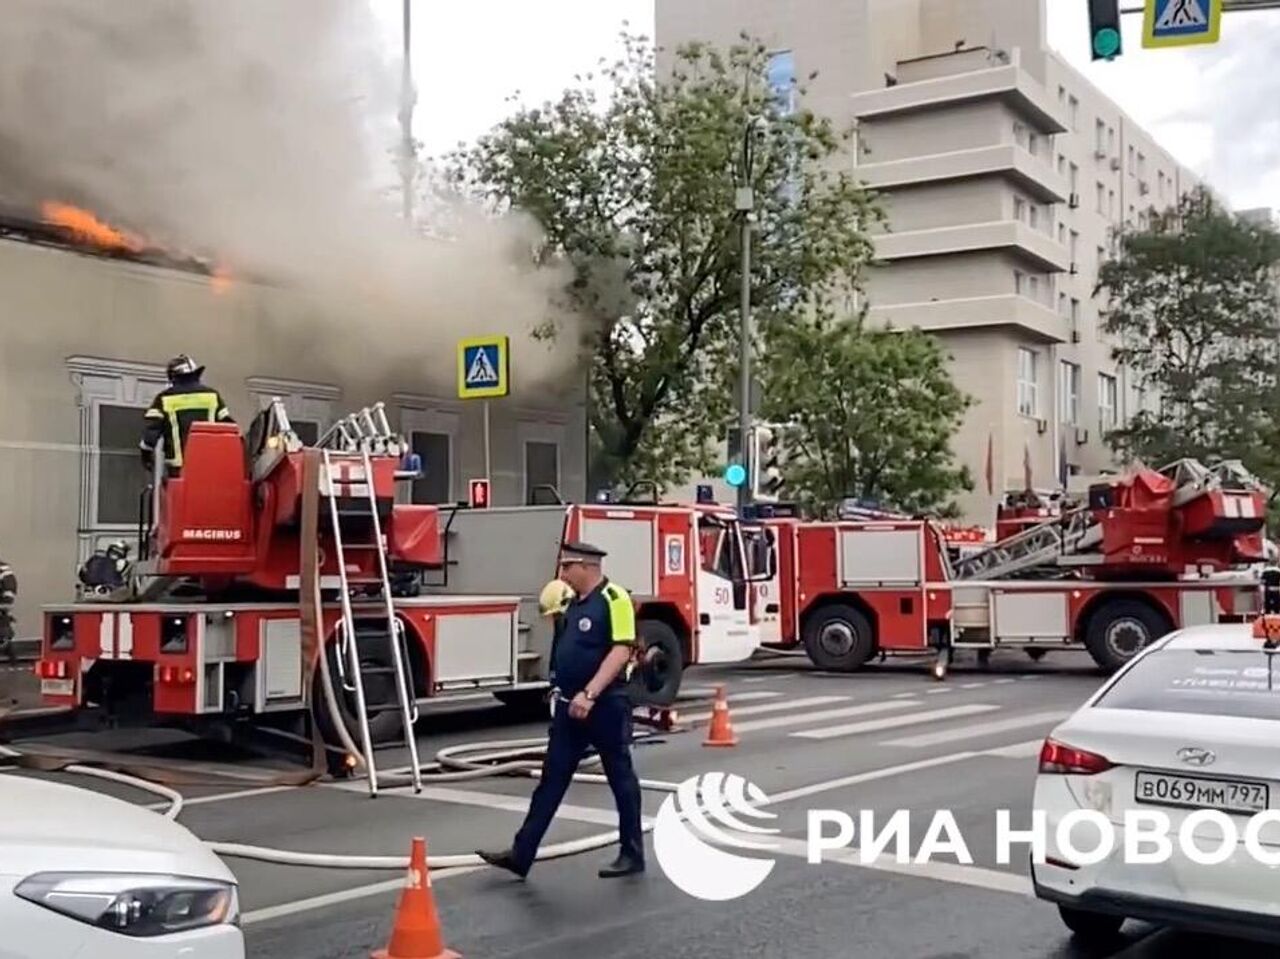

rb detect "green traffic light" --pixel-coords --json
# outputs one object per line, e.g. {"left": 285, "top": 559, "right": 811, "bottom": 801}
{"left": 1093, "top": 27, "right": 1120, "bottom": 58}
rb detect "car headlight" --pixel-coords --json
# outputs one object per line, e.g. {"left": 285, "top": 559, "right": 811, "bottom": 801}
{"left": 15, "top": 873, "right": 239, "bottom": 937}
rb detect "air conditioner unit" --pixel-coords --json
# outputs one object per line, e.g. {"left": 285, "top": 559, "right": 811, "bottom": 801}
{"left": 1093, "top": 149, "right": 1106, "bottom": 159}
{"left": 1075, "top": 427, "right": 1089, "bottom": 445}
{"left": 1069, "top": 261, "right": 1078, "bottom": 274}
{"left": 1109, "top": 157, "right": 1121, "bottom": 171}
{"left": 1068, "top": 193, "right": 1079, "bottom": 208}
{"left": 1036, "top": 417, "right": 1048, "bottom": 434}
{"left": 1071, "top": 329, "right": 1081, "bottom": 344}
{"left": 1138, "top": 180, "right": 1150, "bottom": 195}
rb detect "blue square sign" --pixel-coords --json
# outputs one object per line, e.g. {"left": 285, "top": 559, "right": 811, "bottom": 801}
{"left": 457, "top": 336, "right": 510, "bottom": 399}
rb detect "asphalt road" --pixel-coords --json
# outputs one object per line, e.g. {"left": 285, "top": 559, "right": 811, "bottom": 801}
{"left": 6, "top": 650, "right": 1277, "bottom": 958}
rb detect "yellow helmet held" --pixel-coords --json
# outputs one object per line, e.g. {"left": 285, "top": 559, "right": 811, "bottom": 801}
{"left": 538, "top": 579, "right": 574, "bottom": 618}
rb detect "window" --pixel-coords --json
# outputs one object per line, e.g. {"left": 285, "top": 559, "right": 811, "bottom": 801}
{"left": 1070, "top": 297, "right": 1080, "bottom": 329}
{"left": 1057, "top": 153, "right": 1066, "bottom": 175}
{"left": 97, "top": 404, "right": 150, "bottom": 525}
{"left": 1095, "top": 119, "right": 1106, "bottom": 153}
{"left": 1107, "top": 126, "right": 1115, "bottom": 154}
{"left": 1128, "top": 203, "right": 1136, "bottom": 224}
{"left": 1098, "top": 373, "right": 1118, "bottom": 432}
{"left": 1057, "top": 223, "right": 1066, "bottom": 245}
{"left": 1028, "top": 204, "right": 1039, "bottom": 230}
{"left": 1027, "top": 274, "right": 1040, "bottom": 302}
{"left": 1097, "top": 244, "right": 1107, "bottom": 267}
{"left": 1094, "top": 648, "right": 1280, "bottom": 721}
{"left": 1127, "top": 144, "right": 1135, "bottom": 174}
{"left": 1060, "top": 361, "right": 1080, "bottom": 425}
{"left": 1069, "top": 162, "right": 1079, "bottom": 193}
{"left": 1069, "top": 229, "right": 1079, "bottom": 260}
{"left": 1058, "top": 292, "right": 1067, "bottom": 316}
{"left": 524, "top": 441, "right": 560, "bottom": 504}
{"left": 1137, "top": 151, "right": 1146, "bottom": 179}
{"left": 1014, "top": 270, "right": 1026, "bottom": 295}
{"left": 1068, "top": 95, "right": 1079, "bottom": 129}
{"left": 1108, "top": 188, "right": 1116, "bottom": 218}
{"left": 1057, "top": 84, "right": 1066, "bottom": 105}
{"left": 766, "top": 49, "right": 797, "bottom": 117}
{"left": 410, "top": 431, "right": 452, "bottom": 504}
{"left": 1017, "top": 347, "right": 1039, "bottom": 417}
{"left": 1013, "top": 196, "right": 1026, "bottom": 222}
{"left": 1096, "top": 182, "right": 1106, "bottom": 213}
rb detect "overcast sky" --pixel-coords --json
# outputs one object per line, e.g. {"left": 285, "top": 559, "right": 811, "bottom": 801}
{"left": 375, "top": 1, "right": 1278, "bottom": 213}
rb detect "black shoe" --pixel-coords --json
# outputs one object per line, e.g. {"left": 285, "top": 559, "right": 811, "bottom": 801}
{"left": 477, "top": 848, "right": 527, "bottom": 879}
{"left": 598, "top": 854, "right": 645, "bottom": 878}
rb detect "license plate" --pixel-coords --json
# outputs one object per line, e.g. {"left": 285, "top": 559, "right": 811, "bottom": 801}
{"left": 1135, "top": 770, "right": 1270, "bottom": 815}
{"left": 40, "top": 678, "right": 74, "bottom": 697}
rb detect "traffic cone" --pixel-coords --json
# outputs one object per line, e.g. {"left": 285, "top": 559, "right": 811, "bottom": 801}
{"left": 703, "top": 685, "right": 738, "bottom": 747}
{"left": 371, "top": 837, "right": 460, "bottom": 959}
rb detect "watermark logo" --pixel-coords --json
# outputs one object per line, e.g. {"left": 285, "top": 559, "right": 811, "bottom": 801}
{"left": 653, "top": 772, "right": 779, "bottom": 901}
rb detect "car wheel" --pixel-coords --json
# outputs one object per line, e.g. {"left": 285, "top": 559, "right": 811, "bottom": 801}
{"left": 626, "top": 619, "right": 684, "bottom": 706}
{"left": 1057, "top": 905, "right": 1124, "bottom": 943}
{"left": 803, "top": 604, "right": 875, "bottom": 672}
{"left": 1084, "top": 600, "right": 1170, "bottom": 672}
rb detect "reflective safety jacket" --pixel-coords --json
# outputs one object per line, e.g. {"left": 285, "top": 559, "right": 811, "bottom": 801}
{"left": 140, "top": 380, "right": 234, "bottom": 469}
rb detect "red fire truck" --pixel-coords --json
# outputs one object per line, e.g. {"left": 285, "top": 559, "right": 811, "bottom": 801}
{"left": 34, "top": 401, "right": 764, "bottom": 791}
{"left": 748, "top": 459, "right": 1267, "bottom": 677}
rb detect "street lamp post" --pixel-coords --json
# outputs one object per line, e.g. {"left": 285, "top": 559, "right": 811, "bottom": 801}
{"left": 735, "top": 116, "right": 763, "bottom": 509}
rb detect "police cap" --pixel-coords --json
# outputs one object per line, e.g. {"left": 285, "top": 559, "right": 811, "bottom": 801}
{"left": 559, "top": 540, "right": 607, "bottom": 564}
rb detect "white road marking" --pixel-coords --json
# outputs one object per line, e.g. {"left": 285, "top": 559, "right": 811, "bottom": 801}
{"left": 958, "top": 682, "right": 987, "bottom": 689}
{"left": 791, "top": 704, "right": 1000, "bottom": 741}
{"left": 890, "top": 692, "right": 916, "bottom": 699}
{"left": 241, "top": 866, "right": 484, "bottom": 926}
{"left": 742, "top": 677, "right": 769, "bottom": 684}
{"left": 1020, "top": 675, "right": 1044, "bottom": 681}
{"left": 683, "top": 695, "right": 848, "bottom": 724}
{"left": 983, "top": 738, "right": 1045, "bottom": 759}
{"left": 733, "top": 700, "right": 920, "bottom": 734}
{"left": 755, "top": 835, "right": 1033, "bottom": 897}
{"left": 924, "top": 687, "right": 953, "bottom": 695}
{"left": 993, "top": 678, "right": 1016, "bottom": 685}
{"left": 326, "top": 782, "right": 620, "bottom": 825}
{"left": 882, "top": 711, "right": 1068, "bottom": 749}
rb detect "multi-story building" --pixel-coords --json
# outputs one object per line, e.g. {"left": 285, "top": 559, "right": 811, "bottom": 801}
{"left": 658, "top": 0, "right": 1205, "bottom": 522}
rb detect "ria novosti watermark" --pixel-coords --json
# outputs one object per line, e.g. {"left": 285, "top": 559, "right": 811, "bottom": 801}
{"left": 653, "top": 773, "right": 1280, "bottom": 903}
{"left": 806, "top": 807, "right": 1280, "bottom": 867}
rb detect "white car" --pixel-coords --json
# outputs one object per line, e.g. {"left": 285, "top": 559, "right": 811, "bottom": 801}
{"left": 1031, "top": 622, "right": 1280, "bottom": 944}
{"left": 0, "top": 775, "right": 243, "bottom": 959}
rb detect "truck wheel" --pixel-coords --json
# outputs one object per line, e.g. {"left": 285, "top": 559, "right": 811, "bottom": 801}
{"left": 1057, "top": 905, "right": 1124, "bottom": 944}
{"left": 803, "top": 604, "right": 875, "bottom": 672}
{"left": 493, "top": 689, "right": 549, "bottom": 719}
{"left": 1084, "top": 600, "right": 1169, "bottom": 672}
{"left": 627, "top": 619, "right": 684, "bottom": 707}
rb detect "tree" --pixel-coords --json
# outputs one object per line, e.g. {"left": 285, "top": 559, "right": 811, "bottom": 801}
{"left": 760, "top": 317, "right": 973, "bottom": 517}
{"left": 1097, "top": 187, "right": 1280, "bottom": 486}
{"left": 447, "top": 31, "right": 880, "bottom": 491}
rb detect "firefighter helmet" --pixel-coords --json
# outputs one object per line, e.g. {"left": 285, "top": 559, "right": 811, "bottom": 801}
{"left": 166, "top": 354, "right": 204, "bottom": 380}
{"left": 538, "top": 579, "right": 574, "bottom": 618}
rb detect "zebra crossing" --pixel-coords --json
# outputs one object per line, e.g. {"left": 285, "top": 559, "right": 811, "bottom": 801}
{"left": 680, "top": 675, "right": 1074, "bottom": 754}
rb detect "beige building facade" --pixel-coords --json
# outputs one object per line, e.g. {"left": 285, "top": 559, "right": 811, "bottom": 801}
{"left": 658, "top": 0, "right": 1203, "bottom": 522}
{"left": 0, "top": 235, "right": 586, "bottom": 639}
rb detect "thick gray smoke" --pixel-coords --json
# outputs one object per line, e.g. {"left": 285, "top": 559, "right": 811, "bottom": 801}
{"left": 0, "top": 0, "right": 576, "bottom": 392}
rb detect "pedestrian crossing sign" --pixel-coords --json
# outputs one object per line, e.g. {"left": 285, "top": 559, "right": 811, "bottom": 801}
{"left": 1143, "top": 0, "right": 1221, "bottom": 48}
{"left": 457, "top": 336, "right": 510, "bottom": 399}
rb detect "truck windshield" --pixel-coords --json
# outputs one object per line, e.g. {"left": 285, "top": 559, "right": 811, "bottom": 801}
{"left": 698, "top": 516, "right": 744, "bottom": 581}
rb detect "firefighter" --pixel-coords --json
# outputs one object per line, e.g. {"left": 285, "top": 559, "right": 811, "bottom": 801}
{"left": 0, "top": 558, "right": 15, "bottom": 662}
{"left": 477, "top": 542, "right": 645, "bottom": 879}
{"left": 139, "top": 354, "right": 234, "bottom": 474}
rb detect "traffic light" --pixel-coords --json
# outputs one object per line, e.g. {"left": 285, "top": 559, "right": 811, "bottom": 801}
{"left": 468, "top": 477, "right": 490, "bottom": 509}
{"left": 751, "top": 425, "right": 787, "bottom": 502}
{"left": 723, "top": 463, "right": 748, "bottom": 489}
{"left": 1088, "top": 0, "right": 1123, "bottom": 60}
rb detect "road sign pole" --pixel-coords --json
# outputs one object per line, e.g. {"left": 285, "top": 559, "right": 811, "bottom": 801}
{"left": 483, "top": 399, "right": 492, "bottom": 490}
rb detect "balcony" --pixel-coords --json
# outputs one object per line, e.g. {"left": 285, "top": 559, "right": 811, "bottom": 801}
{"left": 868, "top": 293, "right": 1070, "bottom": 344}
{"left": 855, "top": 143, "right": 1068, "bottom": 203}
{"left": 849, "top": 63, "right": 1067, "bottom": 134}
{"left": 873, "top": 221, "right": 1071, "bottom": 273}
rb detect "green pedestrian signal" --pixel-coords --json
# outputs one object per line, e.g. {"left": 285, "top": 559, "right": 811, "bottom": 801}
{"left": 724, "top": 463, "right": 748, "bottom": 488}
{"left": 1088, "top": 0, "right": 1123, "bottom": 60}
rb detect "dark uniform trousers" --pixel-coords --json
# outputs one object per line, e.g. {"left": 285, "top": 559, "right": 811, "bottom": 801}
{"left": 511, "top": 689, "right": 644, "bottom": 873}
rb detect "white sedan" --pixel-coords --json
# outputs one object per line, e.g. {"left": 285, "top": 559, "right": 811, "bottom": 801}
{"left": 1031, "top": 622, "right": 1280, "bottom": 945}
{"left": 0, "top": 774, "right": 243, "bottom": 959}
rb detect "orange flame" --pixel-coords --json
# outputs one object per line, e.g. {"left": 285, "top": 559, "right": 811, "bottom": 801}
{"left": 210, "top": 263, "right": 233, "bottom": 295}
{"left": 41, "top": 201, "right": 145, "bottom": 253}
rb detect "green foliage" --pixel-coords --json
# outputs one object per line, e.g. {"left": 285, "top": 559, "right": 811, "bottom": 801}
{"left": 760, "top": 317, "right": 973, "bottom": 517}
{"left": 1097, "top": 187, "right": 1280, "bottom": 492}
{"left": 447, "top": 31, "right": 881, "bottom": 491}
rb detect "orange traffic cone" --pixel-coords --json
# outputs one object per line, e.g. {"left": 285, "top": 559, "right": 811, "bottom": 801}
{"left": 703, "top": 685, "right": 738, "bottom": 747}
{"left": 371, "top": 837, "right": 460, "bottom": 959}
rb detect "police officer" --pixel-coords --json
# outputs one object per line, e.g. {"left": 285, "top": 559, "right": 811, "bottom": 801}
{"left": 477, "top": 541, "right": 645, "bottom": 879}
{"left": 139, "top": 354, "right": 234, "bottom": 474}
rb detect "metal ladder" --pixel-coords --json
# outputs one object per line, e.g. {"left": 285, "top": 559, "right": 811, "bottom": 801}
{"left": 320, "top": 439, "right": 423, "bottom": 798}
{"left": 949, "top": 508, "right": 1101, "bottom": 581}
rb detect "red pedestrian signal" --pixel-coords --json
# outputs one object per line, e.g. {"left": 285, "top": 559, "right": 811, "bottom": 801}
{"left": 469, "top": 478, "right": 490, "bottom": 509}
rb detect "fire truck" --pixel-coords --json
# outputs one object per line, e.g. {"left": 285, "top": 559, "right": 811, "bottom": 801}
{"left": 747, "top": 459, "right": 1268, "bottom": 677}
{"left": 33, "top": 400, "right": 763, "bottom": 791}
